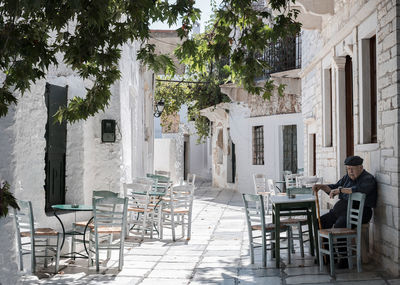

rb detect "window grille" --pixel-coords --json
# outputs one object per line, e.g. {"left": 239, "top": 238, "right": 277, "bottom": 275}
{"left": 252, "top": 126, "right": 264, "bottom": 165}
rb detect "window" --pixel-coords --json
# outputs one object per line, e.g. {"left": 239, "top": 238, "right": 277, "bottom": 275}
{"left": 283, "top": 125, "right": 297, "bottom": 173}
{"left": 360, "top": 35, "right": 377, "bottom": 144}
{"left": 370, "top": 36, "right": 377, "bottom": 143}
{"left": 252, "top": 126, "right": 264, "bottom": 165}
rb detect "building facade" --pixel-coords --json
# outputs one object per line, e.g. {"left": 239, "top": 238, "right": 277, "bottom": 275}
{"left": 0, "top": 40, "right": 155, "bottom": 283}
{"left": 298, "top": 0, "right": 400, "bottom": 276}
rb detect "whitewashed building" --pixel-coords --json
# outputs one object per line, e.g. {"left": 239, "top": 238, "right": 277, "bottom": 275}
{"left": 0, "top": 40, "right": 155, "bottom": 283}
{"left": 297, "top": 0, "right": 400, "bottom": 276}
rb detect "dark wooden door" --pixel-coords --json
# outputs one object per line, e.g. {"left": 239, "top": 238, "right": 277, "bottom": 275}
{"left": 45, "top": 83, "right": 67, "bottom": 211}
{"left": 345, "top": 56, "right": 354, "bottom": 157}
{"left": 283, "top": 125, "right": 297, "bottom": 174}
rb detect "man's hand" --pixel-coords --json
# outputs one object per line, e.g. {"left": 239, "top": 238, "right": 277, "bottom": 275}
{"left": 313, "top": 184, "right": 329, "bottom": 195}
{"left": 329, "top": 188, "right": 340, "bottom": 199}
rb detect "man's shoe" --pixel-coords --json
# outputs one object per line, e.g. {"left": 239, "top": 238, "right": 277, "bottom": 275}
{"left": 338, "top": 258, "right": 349, "bottom": 269}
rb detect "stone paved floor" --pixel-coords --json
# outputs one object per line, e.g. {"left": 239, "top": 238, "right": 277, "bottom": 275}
{"left": 19, "top": 184, "right": 400, "bottom": 285}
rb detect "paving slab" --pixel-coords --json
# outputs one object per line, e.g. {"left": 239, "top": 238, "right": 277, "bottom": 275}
{"left": 14, "top": 185, "right": 400, "bottom": 285}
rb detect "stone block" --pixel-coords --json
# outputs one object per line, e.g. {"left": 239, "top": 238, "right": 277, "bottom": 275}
{"left": 383, "top": 125, "right": 395, "bottom": 148}
{"left": 381, "top": 109, "right": 399, "bottom": 125}
{"left": 391, "top": 172, "right": 399, "bottom": 186}
{"left": 381, "top": 148, "right": 394, "bottom": 157}
{"left": 378, "top": 57, "right": 397, "bottom": 76}
{"left": 378, "top": 183, "right": 399, "bottom": 206}
{"left": 376, "top": 172, "right": 391, "bottom": 184}
{"left": 381, "top": 84, "right": 397, "bottom": 100}
{"left": 384, "top": 157, "right": 399, "bottom": 172}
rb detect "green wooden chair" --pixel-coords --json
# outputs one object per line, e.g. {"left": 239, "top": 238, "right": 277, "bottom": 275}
{"left": 73, "top": 190, "right": 118, "bottom": 259}
{"left": 89, "top": 196, "right": 128, "bottom": 272}
{"left": 318, "top": 192, "right": 366, "bottom": 276}
{"left": 14, "top": 200, "right": 61, "bottom": 273}
{"left": 242, "top": 193, "right": 292, "bottom": 267}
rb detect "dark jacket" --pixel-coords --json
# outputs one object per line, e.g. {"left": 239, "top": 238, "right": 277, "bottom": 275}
{"left": 327, "top": 169, "right": 377, "bottom": 208}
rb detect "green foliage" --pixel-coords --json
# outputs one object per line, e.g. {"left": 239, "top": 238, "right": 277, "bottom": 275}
{"left": 0, "top": 0, "right": 300, "bottom": 122}
{"left": 0, "top": 181, "right": 20, "bottom": 218}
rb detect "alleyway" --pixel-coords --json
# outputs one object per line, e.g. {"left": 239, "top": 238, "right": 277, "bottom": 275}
{"left": 20, "top": 184, "right": 400, "bottom": 285}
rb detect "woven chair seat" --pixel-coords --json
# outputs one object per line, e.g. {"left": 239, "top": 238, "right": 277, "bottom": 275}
{"left": 74, "top": 220, "right": 94, "bottom": 228}
{"left": 128, "top": 207, "right": 152, "bottom": 212}
{"left": 91, "top": 226, "right": 122, "bottom": 234}
{"left": 21, "top": 228, "right": 58, "bottom": 237}
{"left": 281, "top": 218, "right": 308, "bottom": 224}
{"left": 319, "top": 227, "right": 357, "bottom": 236}
{"left": 257, "top": 191, "right": 271, "bottom": 196}
{"left": 162, "top": 207, "right": 189, "bottom": 214}
{"left": 252, "top": 223, "right": 288, "bottom": 231}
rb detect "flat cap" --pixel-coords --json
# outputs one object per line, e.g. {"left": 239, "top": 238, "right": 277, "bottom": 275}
{"left": 344, "top": 155, "right": 363, "bottom": 166}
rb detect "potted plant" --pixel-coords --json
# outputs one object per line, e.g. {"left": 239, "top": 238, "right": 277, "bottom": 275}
{"left": 0, "top": 180, "right": 20, "bottom": 217}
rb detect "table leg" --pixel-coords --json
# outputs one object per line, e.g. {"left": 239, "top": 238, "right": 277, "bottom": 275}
{"left": 275, "top": 204, "right": 280, "bottom": 268}
{"left": 53, "top": 210, "right": 66, "bottom": 250}
{"left": 83, "top": 217, "right": 94, "bottom": 255}
{"left": 306, "top": 208, "right": 315, "bottom": 256}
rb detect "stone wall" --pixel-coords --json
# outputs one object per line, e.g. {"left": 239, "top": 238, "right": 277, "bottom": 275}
{"left": 301, "top": 0, "right": 400, "bottom": 276}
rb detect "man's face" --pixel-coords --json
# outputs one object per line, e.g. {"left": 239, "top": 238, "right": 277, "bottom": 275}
{"left": 346, "top": 165, "right": 363, "bottom": 180}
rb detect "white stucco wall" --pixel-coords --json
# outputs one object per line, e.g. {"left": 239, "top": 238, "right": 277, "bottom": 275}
{"left": 187, "top": 122, "right": 212, "bottom": 180}
{"left": 229, "top": 104, "right": 304, "bottom": 194}
{"left": 154, "top": 138, "right": 177, "bottom": 181}
{"left": 0, "top": 40, "right": 154, "bottom": 282}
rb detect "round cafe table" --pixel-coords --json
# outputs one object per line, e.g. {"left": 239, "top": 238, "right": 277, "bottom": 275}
{"left": 52, "top": 204, "right": 93, "bottom": 258}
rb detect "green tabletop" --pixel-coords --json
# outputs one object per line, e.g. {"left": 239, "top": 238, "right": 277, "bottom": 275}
{"left": 52, "top": 204, "right": 93, "bottom": 211}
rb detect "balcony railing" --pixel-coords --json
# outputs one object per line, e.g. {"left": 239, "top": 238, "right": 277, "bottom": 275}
{"left": 257, "top": 34, "right": 301, "bottom": 79}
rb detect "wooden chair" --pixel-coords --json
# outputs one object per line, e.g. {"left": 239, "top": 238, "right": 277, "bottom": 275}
{"left": 14, "top": 200, "right": 61, "bottom": 273}
{"left": 242, "top": 194, "right": 291, "bottom": 267}
{"left": 160, "top": 185, "right": 194, "bottom": 241}
{"left": 268, "top": 180, "right": 310, "bottom": 257}
{"left": 318, "top": 192, "right": 366, "bottom": 276}
{"left": 253, "top": 174, "right": 271, "bottom": 214}
{"left": 89, "top": 196, "right": 128, "bottom": 272}
{"left": 124, "top": 180, "right": 158, "bottom": 240}
{"left": 72, "top": 190, "right": 118, "bottom": 258}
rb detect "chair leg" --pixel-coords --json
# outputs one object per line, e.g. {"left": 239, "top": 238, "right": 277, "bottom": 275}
{"left": 95, "top": 234, "right": 100, "bottom": 272}
{"left": 72, "top": 224, "right": 76, "bottom": 260}
{"left": 266, "top": 194, "right": 270, "bottom": 215}
{"left": 318, "top": 234, "right": 323, "bottom": 272}
{"left": 44, "top": 238, "right": 49, "bottom": 268}
{"left": 55, "top": 234, "right": 61, "bottom": 274}
{"left": 118, "top": 235, "right": 124, "bottom": 271}
{"left": 187, "top": 211, "right": 192, "bottom": 240}
{"left": 31, "top": 237, "right": 36, "bottom": 273}
{"left": 347, "top": 237, "right": 353, "bottom": 269}
{"left": 356, "top": 236, "right": 362, "bottom": 272}
{"left": 328, "top": 234, "right": 335, "bottom": 277}
{"left": 298, "top": 223, "right": 304, "bottom": 258}
{"left": 287, "top": 228, "right": 291, "bottom": 264}
{"left": 171, "top": 213, "right": 176, "bottom": 241}
{"left": 88, "top": 231, "right": 92, "bottom": 267}
{"left": 107, "top": 233, "right": 113, "bottom": 260}
{"left": 159, "top": 213, "right": 164, "bottom": 240}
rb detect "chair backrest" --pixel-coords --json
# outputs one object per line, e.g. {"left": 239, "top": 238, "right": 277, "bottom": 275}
{"left": 124, "top": 182, "right": 152, "bottom": 210}
{"left": 93, "top": 196, "right": 128, "bottom": 234}
{"left": 155, "top": 170, "right": 170, "bottom": 177}
{"left": 253, "top": 174, "right": 267, "bottom": 194}
{"left": 346, "top": 192, "right": 366, "bottom": 231}
{"left": 93, "top": 190, "right": 118, "bottom": 199}
{"left": 14, "top": 200, "right": 35, "bottom": 247}
{"left": 146, "top": 174, "right": 170, "bottom": 193}
{"left": 242, "top": 194, "right": 266, "bottom": 236}
{"left": 187, "top": 173, "right": 196, "bottom": 186}
{"left": 285, "top": 174, "right": 298, "bottom": 189}
{"left": 296, "top": 176, "right": 323, "bottom": 188}
{"left": 170, "top": 185, "right": 194, "bottom": 211}
{"left": 267, "top": 179, "right": 278, "bottom": 195}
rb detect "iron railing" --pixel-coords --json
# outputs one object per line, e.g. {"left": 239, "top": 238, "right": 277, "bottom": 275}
{"left": 257, "top": 34, "right": 301, "bottom": 79}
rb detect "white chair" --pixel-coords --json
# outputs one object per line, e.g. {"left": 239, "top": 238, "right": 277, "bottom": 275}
{"left": 187, "top": 173, "right": 196, "bottom": 186}
{"left": 285, "top": 174, "right": 298, "bottom": 189}
{"left": 160, "top": 184, "right": 194, "bottom": 241}
{"left": 14, "top": 200, "right": 61, "bottom": 273}
{"left": 124, "top": 180, "right": 158, "bottom": 240}
{"left": 89, "top": 196, "right": 128, "bottom": 272}
{"left": 253, "top": 174, "right": 271, "bottom": 214}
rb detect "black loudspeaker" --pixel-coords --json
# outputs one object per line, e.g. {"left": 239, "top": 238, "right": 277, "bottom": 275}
{"left": 101, "top": 119, "right": 116, "bottom": 143}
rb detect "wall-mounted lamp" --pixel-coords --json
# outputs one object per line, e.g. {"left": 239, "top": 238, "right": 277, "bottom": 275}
{"left": 153, "top": 100, "right": 165, "bottom": 118}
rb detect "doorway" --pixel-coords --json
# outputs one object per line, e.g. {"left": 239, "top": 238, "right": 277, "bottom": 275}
{"left": 44, "top": 83, "right": 67, "bottom": 211}
{"left": 283, "top": 125, "right": 298, "bottom": 174}
{"left": 345, "top": 55, "right": 354, "bottom": 157}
